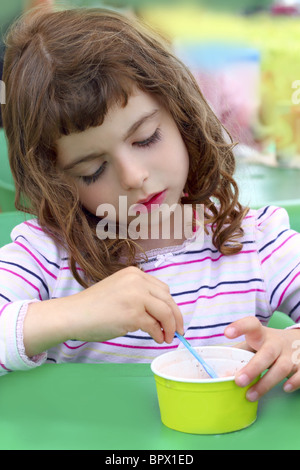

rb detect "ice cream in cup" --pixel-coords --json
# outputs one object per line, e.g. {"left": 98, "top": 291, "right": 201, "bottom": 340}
{"left": 151, "top": 346, "right": 260, "bottom": 434}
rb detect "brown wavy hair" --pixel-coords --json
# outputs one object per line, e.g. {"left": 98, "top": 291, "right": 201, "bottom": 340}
{"left": 1, "top": 7, "right": 249, "bottom": 288}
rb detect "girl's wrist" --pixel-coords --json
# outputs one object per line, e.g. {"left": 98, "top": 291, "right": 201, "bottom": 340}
{"left": 23, "top": 297, "right": 73, "bottom": 358}
{"left": 17, "top": 301, "right": 47, "bottom": 364}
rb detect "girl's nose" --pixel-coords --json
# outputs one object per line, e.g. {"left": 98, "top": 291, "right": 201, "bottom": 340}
{"left": 117, "top": 158, "right": 149, "bottom": 190}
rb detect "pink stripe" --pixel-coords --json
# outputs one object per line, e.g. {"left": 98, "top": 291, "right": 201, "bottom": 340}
{"left": 24, "top": 221, "right": 44, "bottom": 232}
{"left": 64, "top": 340, "right": 177, "bottom": 350}
{"left": 257, "top": 207, "right": 281, "bottom": 227}
{"left": 102, "top": 341, "right": 178, "bottom": 350}
{"left": 103, "top": 333, "right": 225, "bottom": 348}
{"left": 15, "top": 241, "right": 57, "bottom": 279}
{"left": 186, "top": 333, "right": 224, "bottom": 341}
{"left": 261, "top": 233, "right": 298, "bottom": 265}
{"left": 276, "top": 271, "right": 300, "bottom": 310}
{"left": 0, "top": 267, "right": 43, "bottom": 300}
{"left": 0, "top": 362, "right": 11, "bottom": 372}
{"left": 144, "top": 254, "right": 223, "bottom": 272}
{"left": 295, "top": 315, "right": 300, "bottom": 323}
{"left": 144, "top": 250, "right": 256, "bottom": 273}
{"left": 177, "top": 288, "right": 265, "bottom": 307}
{"left": 0, "top": 302, "right": 11, "bottom": 316}
{"left": 63, "top": 333, "right": 228, "bottom": 351}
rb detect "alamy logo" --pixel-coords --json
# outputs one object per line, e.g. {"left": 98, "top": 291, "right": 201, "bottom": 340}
{"left": 96, "top": 196, "right": 204, "bottom": 246}
{"left": 0, "top": 81, "right": 5, "bottom": 104}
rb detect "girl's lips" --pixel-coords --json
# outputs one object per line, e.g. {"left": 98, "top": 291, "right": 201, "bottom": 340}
{"left": 134, "top": 190, "right": 167, "bottom": 213}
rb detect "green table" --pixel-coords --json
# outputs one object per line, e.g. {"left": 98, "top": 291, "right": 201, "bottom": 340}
{"left": 0, "top": 363, "right": 299, "bottom": 450}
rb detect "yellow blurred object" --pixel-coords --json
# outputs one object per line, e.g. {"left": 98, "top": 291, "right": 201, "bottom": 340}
{"left": 142, "top": 6, "right": 300, "bottom": 166}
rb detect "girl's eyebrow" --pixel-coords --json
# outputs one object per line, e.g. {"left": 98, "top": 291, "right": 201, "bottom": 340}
{"left": 63, "top": 152, "right": 103, "bottom": 171}
{"left": 63, "top": 108, "right": 159, "bottom": 171}
{"left": 122, "top": 108, "right": 159, "bottom": 140}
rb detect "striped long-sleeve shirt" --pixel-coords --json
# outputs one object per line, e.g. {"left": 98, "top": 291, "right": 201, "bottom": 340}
{"left": 0, "top": 205, "right": 300, "bottom": 375}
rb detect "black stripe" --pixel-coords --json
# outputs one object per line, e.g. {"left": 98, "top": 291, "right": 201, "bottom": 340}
{"left": 0, "top": 259, "right": 49, "bottom": 295}
{"left": 46, "top": 357, "right": 57, "bottom": 363}
{"left": 258, "top": 229, "right": 289, "bottom": 254}
{"left": 0, "top": 293, "right": 11, "bottom": 302}
{"left": 289, "top": 300, "right": 300, "bottom": 317}
{"left": 172, "top": 278, "right": 263, "bottom": 298}
{"left": 256, "top": 313, "right": 272, "bottom": 322}
{"left": 14, "top": 235, "right": 61, "bottom": 269}
{"left": 257, "top": 206, "right": 269, "bottom": 220}
{"left": 125, "top": 334, "right": 152, "bottom": 340}
{"left": 187, "top": 322, "right": 232, "bottom": 331}
{"left": 270, "top": 262, "right": 300, "bottom": 304}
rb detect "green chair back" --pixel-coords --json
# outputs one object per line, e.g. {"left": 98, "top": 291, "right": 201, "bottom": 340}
{"left": 0, "top": 211, "right": 29, "bottom": 247}
{"left": 268, "top": 310, "right": 295, "bottom": 329}
{"left": 278, "top": 199, "right": 300, "bottom": 233}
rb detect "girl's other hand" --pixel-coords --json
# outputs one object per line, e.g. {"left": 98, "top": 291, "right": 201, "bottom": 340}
{"left": 225, "top": 317, "right": 300, "bottom": 401}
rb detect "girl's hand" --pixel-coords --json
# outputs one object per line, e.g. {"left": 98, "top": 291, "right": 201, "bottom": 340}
{"left": 224, "top": 317, "right": 300, "bottom": 402}
{"left": 24, "top": 266, "right": 184, "bottom": 358}
{"left": 67, "top": 266, "right": 184, "bottom": 345}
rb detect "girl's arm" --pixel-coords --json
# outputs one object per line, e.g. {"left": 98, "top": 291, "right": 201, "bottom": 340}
{"left": 23, "top": 266, "right": 184, "bottom": 358}
{"left": 23, "top": 297, "right": 73, "bottom": 358}
{"left": 0, "top": 220, "right": 183, "bottom": 370}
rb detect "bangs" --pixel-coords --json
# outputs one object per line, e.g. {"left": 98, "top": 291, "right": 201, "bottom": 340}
{"left": 51, "top": 72, "right": 134, "bottom": 137}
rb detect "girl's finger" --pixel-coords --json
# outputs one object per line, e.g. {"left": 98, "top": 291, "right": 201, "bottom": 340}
{"left": 139, "top": 313, "right": 165, "bottom": 344}
{"left": 235, "top": 341, "right": 281, "bottom": 388}
{"left": 283, "top": 368, "right": 300, "bottom": 393}
{"left": 225, "top": 316, "right": 266, "bottom": 350}
{"left": 144, "top": 294, "right": 177, "bottom": 344}
{"left": 245, "top": 354, "right": 293, "bottom": 402}
{"left": 150, "top": 288, "right": 184, "bottom": 335}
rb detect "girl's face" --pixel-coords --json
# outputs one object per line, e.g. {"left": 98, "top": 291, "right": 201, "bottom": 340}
{"left": 56, "top": 89, "right": 189, "bottom": 230}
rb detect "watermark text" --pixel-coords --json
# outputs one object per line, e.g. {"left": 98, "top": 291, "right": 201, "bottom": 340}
{"left": 0, "top": 80, "right": 5, "bottom": 104}
{"left": 96, "top": 196, "right": 204, "bottom": 244}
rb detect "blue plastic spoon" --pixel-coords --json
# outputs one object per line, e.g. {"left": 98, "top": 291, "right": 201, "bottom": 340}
{"left": 175, "top": 332, "right": 218, "bottom": 379}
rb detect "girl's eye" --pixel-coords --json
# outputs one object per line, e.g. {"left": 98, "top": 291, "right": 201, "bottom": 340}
{"left": 77, "top": 129, "right": 161, "bottom": 186}
{"left": 134, "top": 128, "right": 161, "bottom": 148}
{"left": 79, "top": 162, "right": 107, "bottom": 186}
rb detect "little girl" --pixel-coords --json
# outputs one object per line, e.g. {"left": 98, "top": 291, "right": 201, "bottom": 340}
{"left": 1, "top": 7, "right": 300, "bottom": 403}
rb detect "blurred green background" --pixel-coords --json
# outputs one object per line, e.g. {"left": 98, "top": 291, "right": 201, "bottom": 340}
{"left": 61, "top": 0, "right": 274, "bottom": 11}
